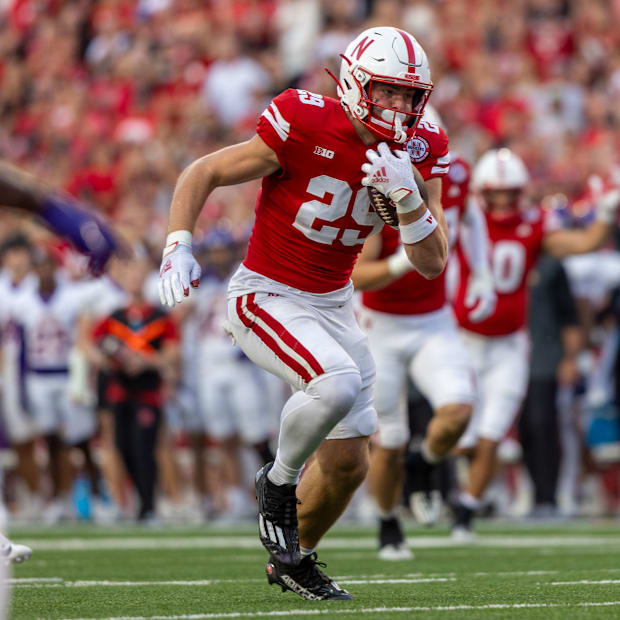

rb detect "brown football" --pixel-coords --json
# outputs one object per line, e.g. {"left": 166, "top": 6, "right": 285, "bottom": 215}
{"left": 367, "top": 186, "right": 399, "bottom": 228}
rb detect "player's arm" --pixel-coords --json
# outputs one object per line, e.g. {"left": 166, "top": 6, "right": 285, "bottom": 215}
{"left": 399, "top": 172, "right": 448, "bottom": 279}
{"left": 167, "top": 135, "right": 280, "bottom": 234}
{"left": 361, "top": 143, "right": 448, "bottom": 280}
{"left": 351, "top": 231, "right": 403, "bottom": 291}
{"left": 543, "top": 190, "right": 620, "bottom": 258}
{"left": 159, "top": 135, "right": 280, "bottom": 308}
{"left": 0, "top": 161, "right": 124, "bottom": 275}
{"left": 460, "top": 197, "right": 497, "bottom": 322}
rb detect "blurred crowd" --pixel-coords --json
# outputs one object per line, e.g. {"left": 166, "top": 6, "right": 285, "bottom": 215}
{"left": 0, "top": 0, "right": 620, "bottom": 525}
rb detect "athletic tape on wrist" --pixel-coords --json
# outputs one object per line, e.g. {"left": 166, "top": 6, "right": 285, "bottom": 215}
{"left": 395, "top": 186, "right": 423, "bottom": 214}
{"left": 399, "top": 209, "right": 437, "bottom": 244}
{"left": 163, "top": 230, "right": 193, "bottom": 257}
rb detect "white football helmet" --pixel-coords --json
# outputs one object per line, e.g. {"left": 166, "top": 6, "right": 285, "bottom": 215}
{"left": 338, "top": 27, "right": 433, "bottom": 143}
{"left": 471, "top": 148, "right": 530, "bottom": 192}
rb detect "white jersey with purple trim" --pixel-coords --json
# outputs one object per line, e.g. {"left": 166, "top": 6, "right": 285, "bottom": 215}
{"left": 195, "top": 272, "right": 281, "bottom": 442}
{"left": 6, "top": 280, "right": 96, "bottom": 371}
{"left": 0, "top": 271, "right": 38, "bottom": 443}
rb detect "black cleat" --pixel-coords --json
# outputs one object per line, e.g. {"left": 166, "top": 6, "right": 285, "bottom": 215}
{"left": 266, "top": 553, "right": 353, "bottom": 600}
{"left": 405, "top": 449, "right": 442, "bottom": 526}
{"left": 255, "top": 462, "right": 300, "bottom": 565}
{"left": 451, "top": 501, "right": 476, "bottom": 543}
{"left": 378, "top": 516, "right": 413, "bottom": 560}
{"left": 405, "top": 449, "right": 439, "bottom": 494}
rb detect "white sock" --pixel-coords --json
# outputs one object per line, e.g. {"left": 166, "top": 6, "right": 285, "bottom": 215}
{"left": 300, "top": 546, "right": 315, "bottom": 557}
{"left": 268, "top": 456, "right": 301, "bottom": 486}
{"left": 377, "top": 506, "right": 398, "bottom": 520}
{"left": 459, "top": 491, "right": 482, "bottom": 510}
{"left": 421, "top": 440, "right": 442, "bottom": 464}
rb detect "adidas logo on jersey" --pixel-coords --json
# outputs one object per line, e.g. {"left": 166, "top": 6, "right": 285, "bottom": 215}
{"left": 313, "top": 146, "right": 334, "bottom": 159}
{"left": 371, "top": 167, "right": 389, "bottom": 184}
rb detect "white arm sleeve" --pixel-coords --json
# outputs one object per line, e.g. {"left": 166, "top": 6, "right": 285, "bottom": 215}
{"left": 460, "top": 196, "right": 492, "bottom": 274}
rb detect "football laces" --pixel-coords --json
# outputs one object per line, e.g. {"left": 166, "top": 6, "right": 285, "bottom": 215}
{"left": 367, "top": 186, "right": 399, "bottom": 228}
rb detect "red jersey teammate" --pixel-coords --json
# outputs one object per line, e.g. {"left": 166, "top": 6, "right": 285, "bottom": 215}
{"left": 158, "top": 27, "right": 449, "bottom": 600}
{"left": 353, "top": 120, "right": 496, "bottom": 558}
{"left": 451, "top": 148, "right": 620, "bottom": 541}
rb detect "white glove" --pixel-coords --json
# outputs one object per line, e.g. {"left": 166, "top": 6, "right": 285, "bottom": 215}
{"left": 597, "top": 189, "right": 620, "bottom": 224}
{"left": 361, "top": 142, "right": 422, "bottom": 213}
{"left": 158, "top": 231, "right": 201, "bottom": 308}
{"left": 465, "top": 269, "right": 497, "bottom": 323}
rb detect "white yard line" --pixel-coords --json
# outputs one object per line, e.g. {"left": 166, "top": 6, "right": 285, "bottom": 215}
{"left": 20, "top": 535, "right": 620, "bottom": 552}
{"left": 10, "top": 577, "right": 454, "bottom": 589}
{"left": 65, "top": 601, "right": 620, "bottom": 620}
{"left": 473, "top": 570, "right": 558, "bottom": 577}
{"left": 550, "top": 579, "right": 620, "bottom": 585}
{"left": 9, "top": 577, "right": 62, "bottom": 583}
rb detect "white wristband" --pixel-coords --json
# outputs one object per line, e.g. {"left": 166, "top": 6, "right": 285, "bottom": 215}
{"left": 163, "top": 230, "right": 192, "bottom": 256}
{"left": 387, "top": 247, "right": 414, "bottom": 277}
{"left": 399, "top": 209, "right": 438, "bottom": 244}
{"left": 394, "top": 185, "right": 423, "bottom": 214}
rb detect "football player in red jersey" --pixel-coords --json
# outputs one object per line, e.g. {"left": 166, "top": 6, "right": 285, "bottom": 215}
{"left": 353, "top": 108, "right": 496, "bottom": 558}
{"left": 451, "top": 148, "right": 620, "bottom": 541}
{"left": 159, "top": 27, "right": 449, "bottom": 600}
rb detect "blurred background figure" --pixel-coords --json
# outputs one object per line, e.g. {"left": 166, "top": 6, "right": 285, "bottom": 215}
{"left": 92, "top": 256, "right": 180, "bottom": 523}
{"left": 192, "top": 228, "right": 280, "bottom": 519}
{"left": 518, "top": 253, "right": 583, "bottom": 519}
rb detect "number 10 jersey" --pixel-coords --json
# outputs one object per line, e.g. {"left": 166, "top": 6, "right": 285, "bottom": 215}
{"left": 243, "top": 89, "right": 449, "bottom": 294}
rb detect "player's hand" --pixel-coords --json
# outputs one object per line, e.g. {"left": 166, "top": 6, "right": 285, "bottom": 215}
{"left": 158, "top": 234, "right": 201, "bottom": 308}
{"left": 465, "top": 269, "right": 496, "bottom": 323}
{"left": 361, "top": 142, "right": 422, "bottom": 211}
{"left": 39, "top": 197, "right": 126, "bottom": 276}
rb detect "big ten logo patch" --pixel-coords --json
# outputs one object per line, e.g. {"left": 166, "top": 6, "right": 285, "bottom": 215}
{"left": 313, "top": 146, "right": 335, "bottom": 159}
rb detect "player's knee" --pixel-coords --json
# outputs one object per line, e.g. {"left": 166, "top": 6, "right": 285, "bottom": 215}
{"left": 438, "top": 403, "right": 473, "bottom": 441}
{"left": 309, "top": 369, "right": 362, "bottom": 422}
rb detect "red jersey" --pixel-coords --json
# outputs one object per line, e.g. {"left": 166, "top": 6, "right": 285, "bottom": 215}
{"left": 361, "top": 154, "right": 469, "bottom": 315}
{"left": 454, "top": 206, "right": 561, "bottom": 336}
{"left": 243, "top": 89, "right": 449, "bottom": 294}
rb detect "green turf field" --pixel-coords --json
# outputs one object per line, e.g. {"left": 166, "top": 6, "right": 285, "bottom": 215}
{"left": 8, "top": 521, "right": 620, "bottom": 619}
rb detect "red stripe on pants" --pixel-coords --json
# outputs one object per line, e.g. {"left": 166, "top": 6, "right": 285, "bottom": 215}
{"left": 236, "top": 295, "right": 317, "bottom": 384}
{"left": 246, "top": 294, "right": 324, "bottom": 377}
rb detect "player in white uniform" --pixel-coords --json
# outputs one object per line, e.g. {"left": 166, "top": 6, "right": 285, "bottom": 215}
{"left": 0, "top": 237, "right": 39, "bottom": 501}
{"left": 192, "top": 229, "right": 279, "bottom": 517}
{"left": 7, "top": 249, "right": 98, "bottom": 523}
{"left": 353, "top": 134, "right": 495, "bottom": 558}
{"left": 159, "top": 27, "right": 448, "bottom": 599}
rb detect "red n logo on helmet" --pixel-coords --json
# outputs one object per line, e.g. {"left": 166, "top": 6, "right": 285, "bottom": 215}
{"left": 351, "top": 37, "right": 374, "bottom": 61}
